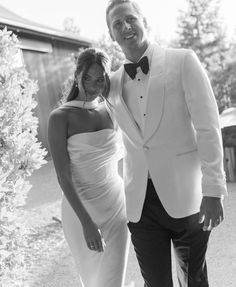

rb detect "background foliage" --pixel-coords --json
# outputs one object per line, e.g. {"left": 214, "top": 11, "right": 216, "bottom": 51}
{"left": 0, "top": 28, "right": 47, "bottom": 286}
{"left": 173, "top": 0, "right": 236, "bottom": 112}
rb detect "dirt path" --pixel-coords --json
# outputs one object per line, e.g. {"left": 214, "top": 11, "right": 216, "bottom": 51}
{"left": 24, "top": 160, "right": 236, "bottom": 287}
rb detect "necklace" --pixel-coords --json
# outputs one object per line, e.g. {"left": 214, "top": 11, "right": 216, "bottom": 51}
{"left": 63, "top": 98, "right": 101, "bottom": 110}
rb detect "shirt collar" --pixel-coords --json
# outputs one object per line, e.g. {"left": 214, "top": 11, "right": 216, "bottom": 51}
{"left": 124, "top": 42, "right": 155, "bottom": 65}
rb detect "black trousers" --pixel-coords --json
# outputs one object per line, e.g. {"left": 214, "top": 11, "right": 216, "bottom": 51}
{"left": 128, "top": 179, "right": 210, "bottom": 287}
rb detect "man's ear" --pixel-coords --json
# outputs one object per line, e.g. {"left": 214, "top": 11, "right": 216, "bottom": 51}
{"left": 143, "top": 17, "right": 148, "bottom": 29}
{"left": 109, "top": 29, "right": 115, "bottom": 42}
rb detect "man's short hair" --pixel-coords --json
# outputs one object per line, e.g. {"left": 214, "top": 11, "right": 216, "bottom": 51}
{"left": 106, "top": 0, "right": 143, "bottom": 29}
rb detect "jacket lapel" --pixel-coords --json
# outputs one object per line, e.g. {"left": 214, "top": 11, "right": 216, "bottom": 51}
{"left": 143, "top": 45, "right": 166, "bottom": 142}
{"left": 110, "top": 67, "right": 143, "bottom": 144}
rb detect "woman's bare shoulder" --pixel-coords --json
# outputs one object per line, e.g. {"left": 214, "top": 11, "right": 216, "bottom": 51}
{"left": 48, "top": 106, "right": 85, "bottom": 131}
{"left": 49, "top": 106, "right": 71, "bottom": 120}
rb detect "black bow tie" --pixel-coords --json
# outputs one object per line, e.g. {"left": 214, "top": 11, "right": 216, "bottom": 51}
{"left": 124, "top": 56, "right": 149, "bottom": 80}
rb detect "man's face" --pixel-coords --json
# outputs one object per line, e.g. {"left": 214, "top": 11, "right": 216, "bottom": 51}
{"left": 108, "top": 3, "right": 149, "bottom": 53}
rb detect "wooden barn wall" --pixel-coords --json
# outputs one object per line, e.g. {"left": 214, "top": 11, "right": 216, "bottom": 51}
{"left": 22, "top": 40, "right": 88, "bottom": 154}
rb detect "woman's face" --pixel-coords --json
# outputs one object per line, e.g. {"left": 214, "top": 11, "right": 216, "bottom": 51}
{"left": 80, "top": 63, "right": 106, "bottom": 100}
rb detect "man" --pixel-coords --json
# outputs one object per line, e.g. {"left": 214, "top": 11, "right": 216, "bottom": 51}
{"left": 106, "top": 0, "right": 227, "bottom": 286}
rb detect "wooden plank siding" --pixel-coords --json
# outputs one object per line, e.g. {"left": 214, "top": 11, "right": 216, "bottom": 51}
{"left": 0, "top": 5, "right": 92, "bottom": 157}
{"left": 23, "top": 43, "right": 73, "bottom": 153}
{"left": 22, "top": 40, "right": 87, "bottom": 154}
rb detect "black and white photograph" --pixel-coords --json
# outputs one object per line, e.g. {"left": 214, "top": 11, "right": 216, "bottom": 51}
{"left": 0, "top": 0, "right": 236, "bottom": 286}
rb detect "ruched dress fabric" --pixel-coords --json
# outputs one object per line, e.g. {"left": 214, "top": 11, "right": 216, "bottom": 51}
{"left": 61, "top": 128, "right": 129, "bottom": 287}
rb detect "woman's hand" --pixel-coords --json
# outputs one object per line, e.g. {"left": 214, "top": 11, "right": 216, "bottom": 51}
{"left": 82, "top": 220, "right": 106, "bottom": 252}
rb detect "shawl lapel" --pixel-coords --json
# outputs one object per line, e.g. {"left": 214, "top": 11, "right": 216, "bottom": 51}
{"left": 143, "top": 45, "right": 166, "bottom": 143}
{"left": 110, "top": 67, "right": 143, "bottom": 144}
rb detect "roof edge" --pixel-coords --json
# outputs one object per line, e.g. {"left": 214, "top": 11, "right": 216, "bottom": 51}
{"left": 0, "top": 17, "right": 92, "bottom": 46}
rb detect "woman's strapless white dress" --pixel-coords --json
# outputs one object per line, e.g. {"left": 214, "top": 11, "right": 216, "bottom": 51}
{"left": 61, "top": 127, "right": 130, "bottom": 287}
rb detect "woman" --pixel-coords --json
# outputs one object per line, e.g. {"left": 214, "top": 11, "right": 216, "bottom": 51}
{"left": 48, "top": 48, "right": 130, "bottom": 287}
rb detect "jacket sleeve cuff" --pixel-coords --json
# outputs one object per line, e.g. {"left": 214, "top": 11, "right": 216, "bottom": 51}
{"left": 202, "top": 183, "right": 228, "bottom": 197}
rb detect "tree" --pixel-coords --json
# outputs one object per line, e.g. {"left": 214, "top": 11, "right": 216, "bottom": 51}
{"left": 226, "top": 39, "right": 236, "bottom": 105}
{"left": 93, "top": 34, "right": 125, "bottom": 71}
{"left": 174, "top": 0, "right": 228, "bottom": 71}
{"left": 173, "top": 0, "right": 232, "bottom": 111}
{"left": 0, "top": 28, "right": 47, "bottom": 285}
{"left": 63, "top": 17, "right": 80, "bottom": 36}
{"left": 211, "top": 62, "right": 234, "bottom": 113}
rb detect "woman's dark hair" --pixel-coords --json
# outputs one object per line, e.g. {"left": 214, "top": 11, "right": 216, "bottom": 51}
{"left": 66, "top": 48, "right": 111, "bottom": 102}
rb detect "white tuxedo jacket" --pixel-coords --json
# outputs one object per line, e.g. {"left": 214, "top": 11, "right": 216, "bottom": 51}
{"left": 109, "top": 44, "right": 227, "bottom": 222}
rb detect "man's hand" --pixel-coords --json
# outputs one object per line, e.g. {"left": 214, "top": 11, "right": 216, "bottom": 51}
{"left": 199, "top": 196, "right": 224, "bottom": 231}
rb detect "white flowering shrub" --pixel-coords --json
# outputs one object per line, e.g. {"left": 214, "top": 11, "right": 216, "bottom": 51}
{"left": 0, "top": 28, "right": 47, "bottom": 286}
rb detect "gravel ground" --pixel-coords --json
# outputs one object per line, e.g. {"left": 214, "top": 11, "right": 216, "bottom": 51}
{"left": 23, "top": 160, "right": 236, "bottom": 287}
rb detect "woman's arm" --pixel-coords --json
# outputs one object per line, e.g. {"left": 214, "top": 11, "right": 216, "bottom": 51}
{"left": 47, "top": 109, "right": 105, "bottom": 252}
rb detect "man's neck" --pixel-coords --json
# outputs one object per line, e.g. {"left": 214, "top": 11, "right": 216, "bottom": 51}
{"left": 124, "top": 41, "right": 150, "bottom": 63}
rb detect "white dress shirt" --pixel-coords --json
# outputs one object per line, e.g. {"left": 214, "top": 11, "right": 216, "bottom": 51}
{"left": 122, "top": 43, "right": 155, "bottom": 134}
